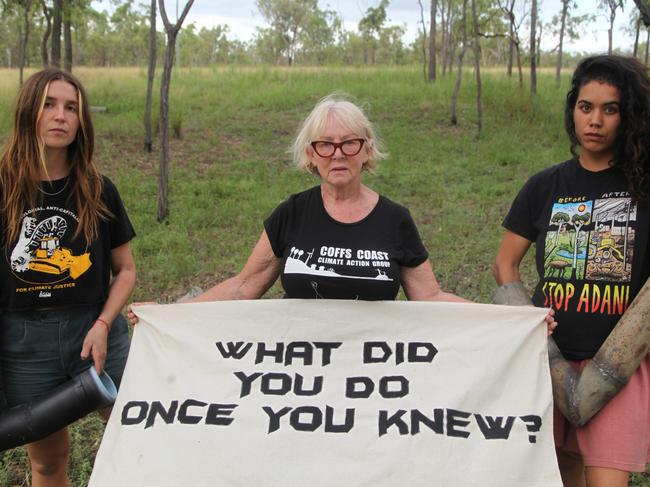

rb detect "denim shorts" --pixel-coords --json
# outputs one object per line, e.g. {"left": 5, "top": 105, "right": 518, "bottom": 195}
{"left": 0, "top": 305, "right": 130, "bottom": 407}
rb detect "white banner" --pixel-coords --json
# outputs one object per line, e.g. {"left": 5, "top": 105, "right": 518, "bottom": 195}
{"left": 90, "top": 300, "right": 562, "bottom": 487}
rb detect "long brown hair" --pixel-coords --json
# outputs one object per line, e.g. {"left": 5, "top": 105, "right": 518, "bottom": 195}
{"left": 0, "top": 68, "right": 111, "bottom": 246}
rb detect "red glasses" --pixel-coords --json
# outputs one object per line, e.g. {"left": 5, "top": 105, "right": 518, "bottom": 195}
{"left": 310, "top": 138, "right": 365, "bottom": 157}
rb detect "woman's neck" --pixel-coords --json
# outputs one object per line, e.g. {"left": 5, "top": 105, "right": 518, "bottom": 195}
{"left": 41, "top": 148, "right": 70, "bottom": 181}
{"left": 320, "top": 183, "right": 378, "bottom": 224}
{"left": 320, "top": 180, "right": 363, "bottom": 202}
{"left": 578, "top": 151, "right": 613, "bottom": 172}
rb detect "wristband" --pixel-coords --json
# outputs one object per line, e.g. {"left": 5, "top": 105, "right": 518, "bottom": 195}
{"left": 95, "top": 317, "right": 111, "bottom": 333}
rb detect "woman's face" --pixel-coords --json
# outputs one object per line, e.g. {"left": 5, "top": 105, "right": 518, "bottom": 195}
{"left": 306, "top": 114, "right": 370, "bottom": 188}
{"left": 37, "top": 79, "right": 80, "bottom": 152}
{"left": 573, "top": 80, "right": 621, "bottom": 163}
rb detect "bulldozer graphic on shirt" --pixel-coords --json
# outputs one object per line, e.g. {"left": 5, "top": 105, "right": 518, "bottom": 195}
{"left": 28, "top": 236, "right": 91, "bottom": 279}
{"left": 10, "top": 214, "right": 92, "bottom": 280}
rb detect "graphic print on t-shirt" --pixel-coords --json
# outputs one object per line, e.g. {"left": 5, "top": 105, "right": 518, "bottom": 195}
{"left": 284, "top": 246, "right": 394, "bottom": 281}
{"left": 543, "top": 195, "right": 635, "bottom": 283}
{"left": 584, "top": 197, "right": 635, "bottom": 282}
{"left": 8, "top": 206, "right": 92, "bottom": 291}
{"left": 543, "top": 200, "right": 593, "bottom": 280}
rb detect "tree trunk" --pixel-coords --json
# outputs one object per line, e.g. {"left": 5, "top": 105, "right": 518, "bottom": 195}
{"left": 144, "top": 0, "right": 157, "bottom": 153}
{"left": 429, "top": 0, "right": 436, "bottom": 80}
{"left": 40, "top": 0, "right": 51, "bottom": 67}
{"left": 632, "top": 0, "right": 650, "bottom": 27}
{"left": 507, "top": 2, "right": 514, "bottom": 77}
{"left": 440, "top": 0, "right": 446, "bottom": 76}
{"left": 556, "top": 0, "right": 568, "bottom": 86}
{"left": 158, "top": 32, "right": 175, "bottom": 222}
{"left": 19, "top": 1, "right": 32, "bottom": 86}
{"left": 634, "top": 18, "right": 641, "bottom": 58}
{"left": 157, "top": 0, "right": 195, "bottom": 222}
{"left": 446, "top": 0, "right": 454, "bottom": 74}
{"left": 63, "top": 0, "right": 72, "bottom": 72}
{"left": 530, "top": 0, "right": 537, "bottom": 95}
{"left": 645, "top": 28, "right": 649, "bottom": 65}
{"left": 418, "top": 0, "right": 427, "bottom": 81}
{"left": 51, "top": 0, "right": 62, "bottom": 67}
{"left": 451, "top": 0, "right": 468, "bottom": 126}
{"left": 516, "top": 41, "right": 523, "bottom": 88}
{"left": 18, "top": 24, "right": 24, "bottom": 85}
{"left": 608, "top": 8, "right": 615, "bottom": 55}
{"left": 471, "top": 0, "right": 482, "bottom": 134}
{"left": 536, "top": 21, "right": 542, "bottom": 67}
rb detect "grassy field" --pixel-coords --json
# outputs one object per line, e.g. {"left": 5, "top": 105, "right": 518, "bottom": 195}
{"left": 0, "top": 65, "right": 647, "bottom": 485}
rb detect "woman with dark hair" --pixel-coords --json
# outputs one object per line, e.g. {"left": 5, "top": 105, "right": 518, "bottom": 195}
{"left": 0, "top": 68, "right": 136, "bottom": 486}
{"left": 493, "top": 55, "right": 650, "bottom": 486}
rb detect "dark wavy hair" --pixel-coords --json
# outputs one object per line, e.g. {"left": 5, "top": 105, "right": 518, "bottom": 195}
{"left": 564, "top": 55, "right": 650, "bottom": 202}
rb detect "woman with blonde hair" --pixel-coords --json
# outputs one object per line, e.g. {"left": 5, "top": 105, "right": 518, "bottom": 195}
{"left": 132, "top": 93, "right": 464, "bottom": 305}
{"left": 0, "top": 68, "right": 136, "bottom": 486}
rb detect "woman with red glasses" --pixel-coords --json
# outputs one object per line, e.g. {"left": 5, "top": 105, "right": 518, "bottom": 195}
{"left": 134, "top": 93, "right": 465, "bottom": 304}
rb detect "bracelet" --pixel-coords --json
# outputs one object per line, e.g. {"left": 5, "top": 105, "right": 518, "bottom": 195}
{"left": 95, "top": 317, "right": 112, "bottom": 333}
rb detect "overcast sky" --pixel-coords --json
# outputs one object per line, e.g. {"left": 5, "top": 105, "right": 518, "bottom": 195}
{"left": 94, "top": 0, "right": 639, "bottom": 54}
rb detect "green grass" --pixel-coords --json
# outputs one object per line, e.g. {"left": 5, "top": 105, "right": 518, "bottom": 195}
{"left": 0, "top": 65, "right": 647, "bottom": 485}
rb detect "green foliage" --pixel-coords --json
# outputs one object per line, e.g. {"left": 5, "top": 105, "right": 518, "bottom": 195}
{"left": 254, "top": 0, "right": 333, "bottom": 65}
{"left": 0, "top": 65, "right": 647, "bottom": 486}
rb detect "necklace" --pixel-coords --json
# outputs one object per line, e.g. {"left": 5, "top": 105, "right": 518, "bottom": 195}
{"left": 38, "top": 177, "right": 69, "bottom": 196}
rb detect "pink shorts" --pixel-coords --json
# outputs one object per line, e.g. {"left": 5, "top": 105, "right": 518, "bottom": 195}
{"left": 553, "top": 353, "right": 650, "bottom": 472}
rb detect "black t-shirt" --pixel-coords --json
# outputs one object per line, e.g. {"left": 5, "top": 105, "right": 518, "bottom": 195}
{"left": 264, "top": 186, "right": 429, "bottom": 300}
{"left": 504, "top": 159, "right": 650, "bottom": 360}
{"left": 1, "top": 175, "right": 136, "bottom": 310}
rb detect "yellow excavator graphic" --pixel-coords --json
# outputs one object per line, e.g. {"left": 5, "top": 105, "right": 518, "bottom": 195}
{"left": 28, "top": 237, "right": 91, "bottom": 279}
{"left": 591, "top": 237, "right": 624, "bottom": 263}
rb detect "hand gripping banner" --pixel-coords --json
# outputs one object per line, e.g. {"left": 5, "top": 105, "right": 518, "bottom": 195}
{"left": 89, "top": 300, "right": 562, "bottom": 487}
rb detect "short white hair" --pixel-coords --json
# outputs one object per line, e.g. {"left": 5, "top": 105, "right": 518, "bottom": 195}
{"left": 291, "top": 93, "right": 387, "bottom": 174}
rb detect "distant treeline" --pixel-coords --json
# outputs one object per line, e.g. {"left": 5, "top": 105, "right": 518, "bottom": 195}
{"left": 0, "top": 0, "right": 647, "bottom": 69}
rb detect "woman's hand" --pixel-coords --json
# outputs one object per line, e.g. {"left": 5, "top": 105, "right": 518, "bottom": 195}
{"left": 81, "top": 320, "right": 109, "bottom": 373}
{"left": 544, "top": 308, "right": 557, "bottom": 336}
{"left": 127, "top": 302, "right": 156, "bottom": 326}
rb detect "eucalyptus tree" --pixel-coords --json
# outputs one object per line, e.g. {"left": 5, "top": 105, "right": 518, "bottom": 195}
{"left": 2, "top": 0, "right": 35, "bottom": 83}
{"left": 51, "top": 0, "right": 61, "bottom": 66}
{"left": 157, "top": 0, "right": 195, "bottom": 222}
{"left": 299, "top": 8, "right": 341, "bottom": 65}
{"left": 497, "top": 0, "right": 526, "bottom": 86}
{"left": 633, "top": 0, "right": 650, "bottom": 25}
{"left": 376, "top": 24, "right": 406, "bottom": 64}
{"left": 358, "top": 0, "right": 389, "bottom": 65}
{"left": 439, "top": 0, "right": 454, "bottom": 76}
{"left": 40, "top": 0, "right": 51, "bottom": 66}
{"left": 530, "top": 0, "right": 537, "bottom": 94}
{"left": 632, "top": 12, "right": 642, "bottom": 57}
{"left": 417, "top": 0, "right": 427, "bottom": 81}
{"left": 255, "top": 0, "right": 318, "bottom": 66}
{"left": 632, "top": 0, "right": 650, "bottom": 63}
{"left": 63, "top": 0, "right": 71, "bottom": 70}
{"left": 599, "top": 0, "right": 624, "bottom": 54}
{"left": 450, "top": 0, "right": 468, "bottom": 125}
{"left": 471, "top": 0, "right": 482, "bottom": 133}
{"left": 429, "top": 0, "right": 436, "bottom": 80}
{"left": 144, "top": 0, "right": 155, "bottom": 152}
{"left": 550, "top": 1, "right": 594, "bottom": 86}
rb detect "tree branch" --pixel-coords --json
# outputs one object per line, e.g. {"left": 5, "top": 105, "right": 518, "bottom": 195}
{"left": 633, "top": 0, "right": 650, "bottom": 27}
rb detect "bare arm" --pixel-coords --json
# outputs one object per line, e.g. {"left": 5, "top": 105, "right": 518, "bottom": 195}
{"left": 401, "top": 261, "right": 470, "bottom": 302}
{"left": 81, "top": 242, "right": 136, "bottom": 372}
{"left": 492, "top": 230, "right": 532, "bottom": 285}
{"left": 190, "top": 230, "right": 281, "bottom": 302}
